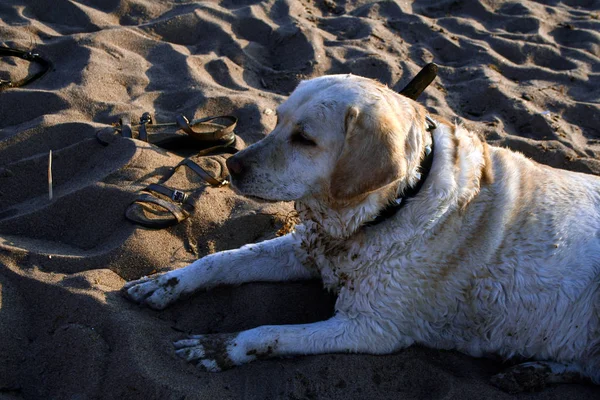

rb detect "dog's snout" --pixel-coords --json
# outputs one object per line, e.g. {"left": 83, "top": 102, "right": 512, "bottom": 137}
{"left": 226, "top": 156, "right": 244, "bottom": 176}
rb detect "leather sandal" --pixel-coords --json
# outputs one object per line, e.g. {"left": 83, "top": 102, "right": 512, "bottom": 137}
{"left": 96, "top": 113, "right": 238, "bottom": 150}
{"left": 124, "top": 141, "right": 243, "bottom": 229}
{"left": 0, "top": 46, "right": 52, "bottom": 90}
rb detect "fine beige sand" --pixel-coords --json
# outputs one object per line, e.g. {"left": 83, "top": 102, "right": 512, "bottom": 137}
{"left": 1, "top": 0, "right": 600, "bottom": 399}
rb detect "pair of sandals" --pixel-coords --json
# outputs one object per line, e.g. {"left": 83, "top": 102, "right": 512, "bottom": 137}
{"left": 1, "top": 45, "right": 241, "bottom": 229}
{"left": 97, "top": 112, "right": 243, "bottom": 228}
{"left": 97, "top": 63, "right": 438, "bottom": 229}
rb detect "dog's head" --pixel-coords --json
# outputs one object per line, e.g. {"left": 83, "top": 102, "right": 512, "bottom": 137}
{"left": 227, "top": 75, "right": 428, "bottom": 206}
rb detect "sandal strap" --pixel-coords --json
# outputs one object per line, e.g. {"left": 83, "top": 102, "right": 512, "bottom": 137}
{"left": 138, "top": 112, "right": 152, "bottom": 142}
{"left": 145, "top": 183, "right": 188, "bottom": 203}
{"left": 134, "top": 193, "right": 188, "bottom": 222}
{"left": 142, "top": 157, "right": 225, "bottom": 206}
{"left": 180, "top": 158, "right": 226, "bottom": 186}
{"left": 195, "top": 138, "right": 240, "bottom": 157}
{"left": 119, "top": 116, "right": 132, "bottom": 138}
{"left": 175, "top": 115, "right": 237, "bottom": 141}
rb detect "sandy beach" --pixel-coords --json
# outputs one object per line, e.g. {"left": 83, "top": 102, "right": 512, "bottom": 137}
{"left": 1, "top": 0, "right": 599, "bottom": 398}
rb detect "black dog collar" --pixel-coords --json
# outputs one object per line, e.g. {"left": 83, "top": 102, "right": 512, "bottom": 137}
{"left": 366, "top": 116, "right": 438, "bottom": 227}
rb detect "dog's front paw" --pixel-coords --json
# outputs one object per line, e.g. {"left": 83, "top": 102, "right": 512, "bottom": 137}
{"left": 121, "top": 272, "right": 184, "bottom": 310}
{"left": 174, "top": 334, "right": 244, "bottom": 371}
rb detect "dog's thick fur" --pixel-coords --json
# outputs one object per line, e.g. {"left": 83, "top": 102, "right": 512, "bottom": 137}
{"left": 123, "top": 75, "right": 600, "bottom": 392}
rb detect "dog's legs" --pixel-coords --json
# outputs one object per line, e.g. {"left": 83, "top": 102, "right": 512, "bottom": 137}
{"left": 122, "top": 234, "right": 314, "bottom": 309}
{"left": 490, "top": 361, "right": 587, "bottom": 393}
{"left": 174, "top": 314, "right": 413, "bottom": 371}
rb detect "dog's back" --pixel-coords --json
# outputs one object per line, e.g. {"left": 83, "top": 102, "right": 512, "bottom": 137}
{"left": 370, "top": 125, "right": 600, "bottom": 382}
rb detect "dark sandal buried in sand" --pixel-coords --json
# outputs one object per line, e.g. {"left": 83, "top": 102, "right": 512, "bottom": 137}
{"left": 399, "top": 62, "right": 438, "bottom": 101}
{"left": 96, "top": 113, "right": 237, "bottom": 150}
{"left": 125, "top": 143, "right": 242, "bottom": 229}
{"left": 0, "top": 46, "right": 52, "bottom": 90}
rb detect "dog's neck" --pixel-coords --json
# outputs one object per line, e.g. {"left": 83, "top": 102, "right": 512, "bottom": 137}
{"left": 295, "top": 191, "right": 390, "bottom": 239}
{"left": 295, "top": 117, "right": 437, "bottom": 239}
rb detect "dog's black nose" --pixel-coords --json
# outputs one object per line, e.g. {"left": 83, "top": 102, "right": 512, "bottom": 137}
{"left": 226, "top": 156, "right": 244, "bottom": 176}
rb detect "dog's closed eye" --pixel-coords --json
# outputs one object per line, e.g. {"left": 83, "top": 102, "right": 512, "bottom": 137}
{"left": 291, "top": 129, "right": 317, "bottom": 147}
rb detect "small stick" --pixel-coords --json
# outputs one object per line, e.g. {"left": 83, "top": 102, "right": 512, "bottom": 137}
{"left": 48, "top": 150, "right": 53, "bottom": 200}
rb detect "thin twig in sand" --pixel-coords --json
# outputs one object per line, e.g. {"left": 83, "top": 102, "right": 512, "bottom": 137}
{"left": 48, "top": 150, "right": 53, "bottom": 200}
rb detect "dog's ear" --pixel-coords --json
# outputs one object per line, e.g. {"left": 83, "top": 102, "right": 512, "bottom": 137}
{"left": 330, "top": 105, "right": 406, "bottom": 201}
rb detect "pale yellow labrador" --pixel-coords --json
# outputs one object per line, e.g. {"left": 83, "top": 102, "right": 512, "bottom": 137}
{"left": 123, "top": 74, "right": 600, "bottom": 392}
